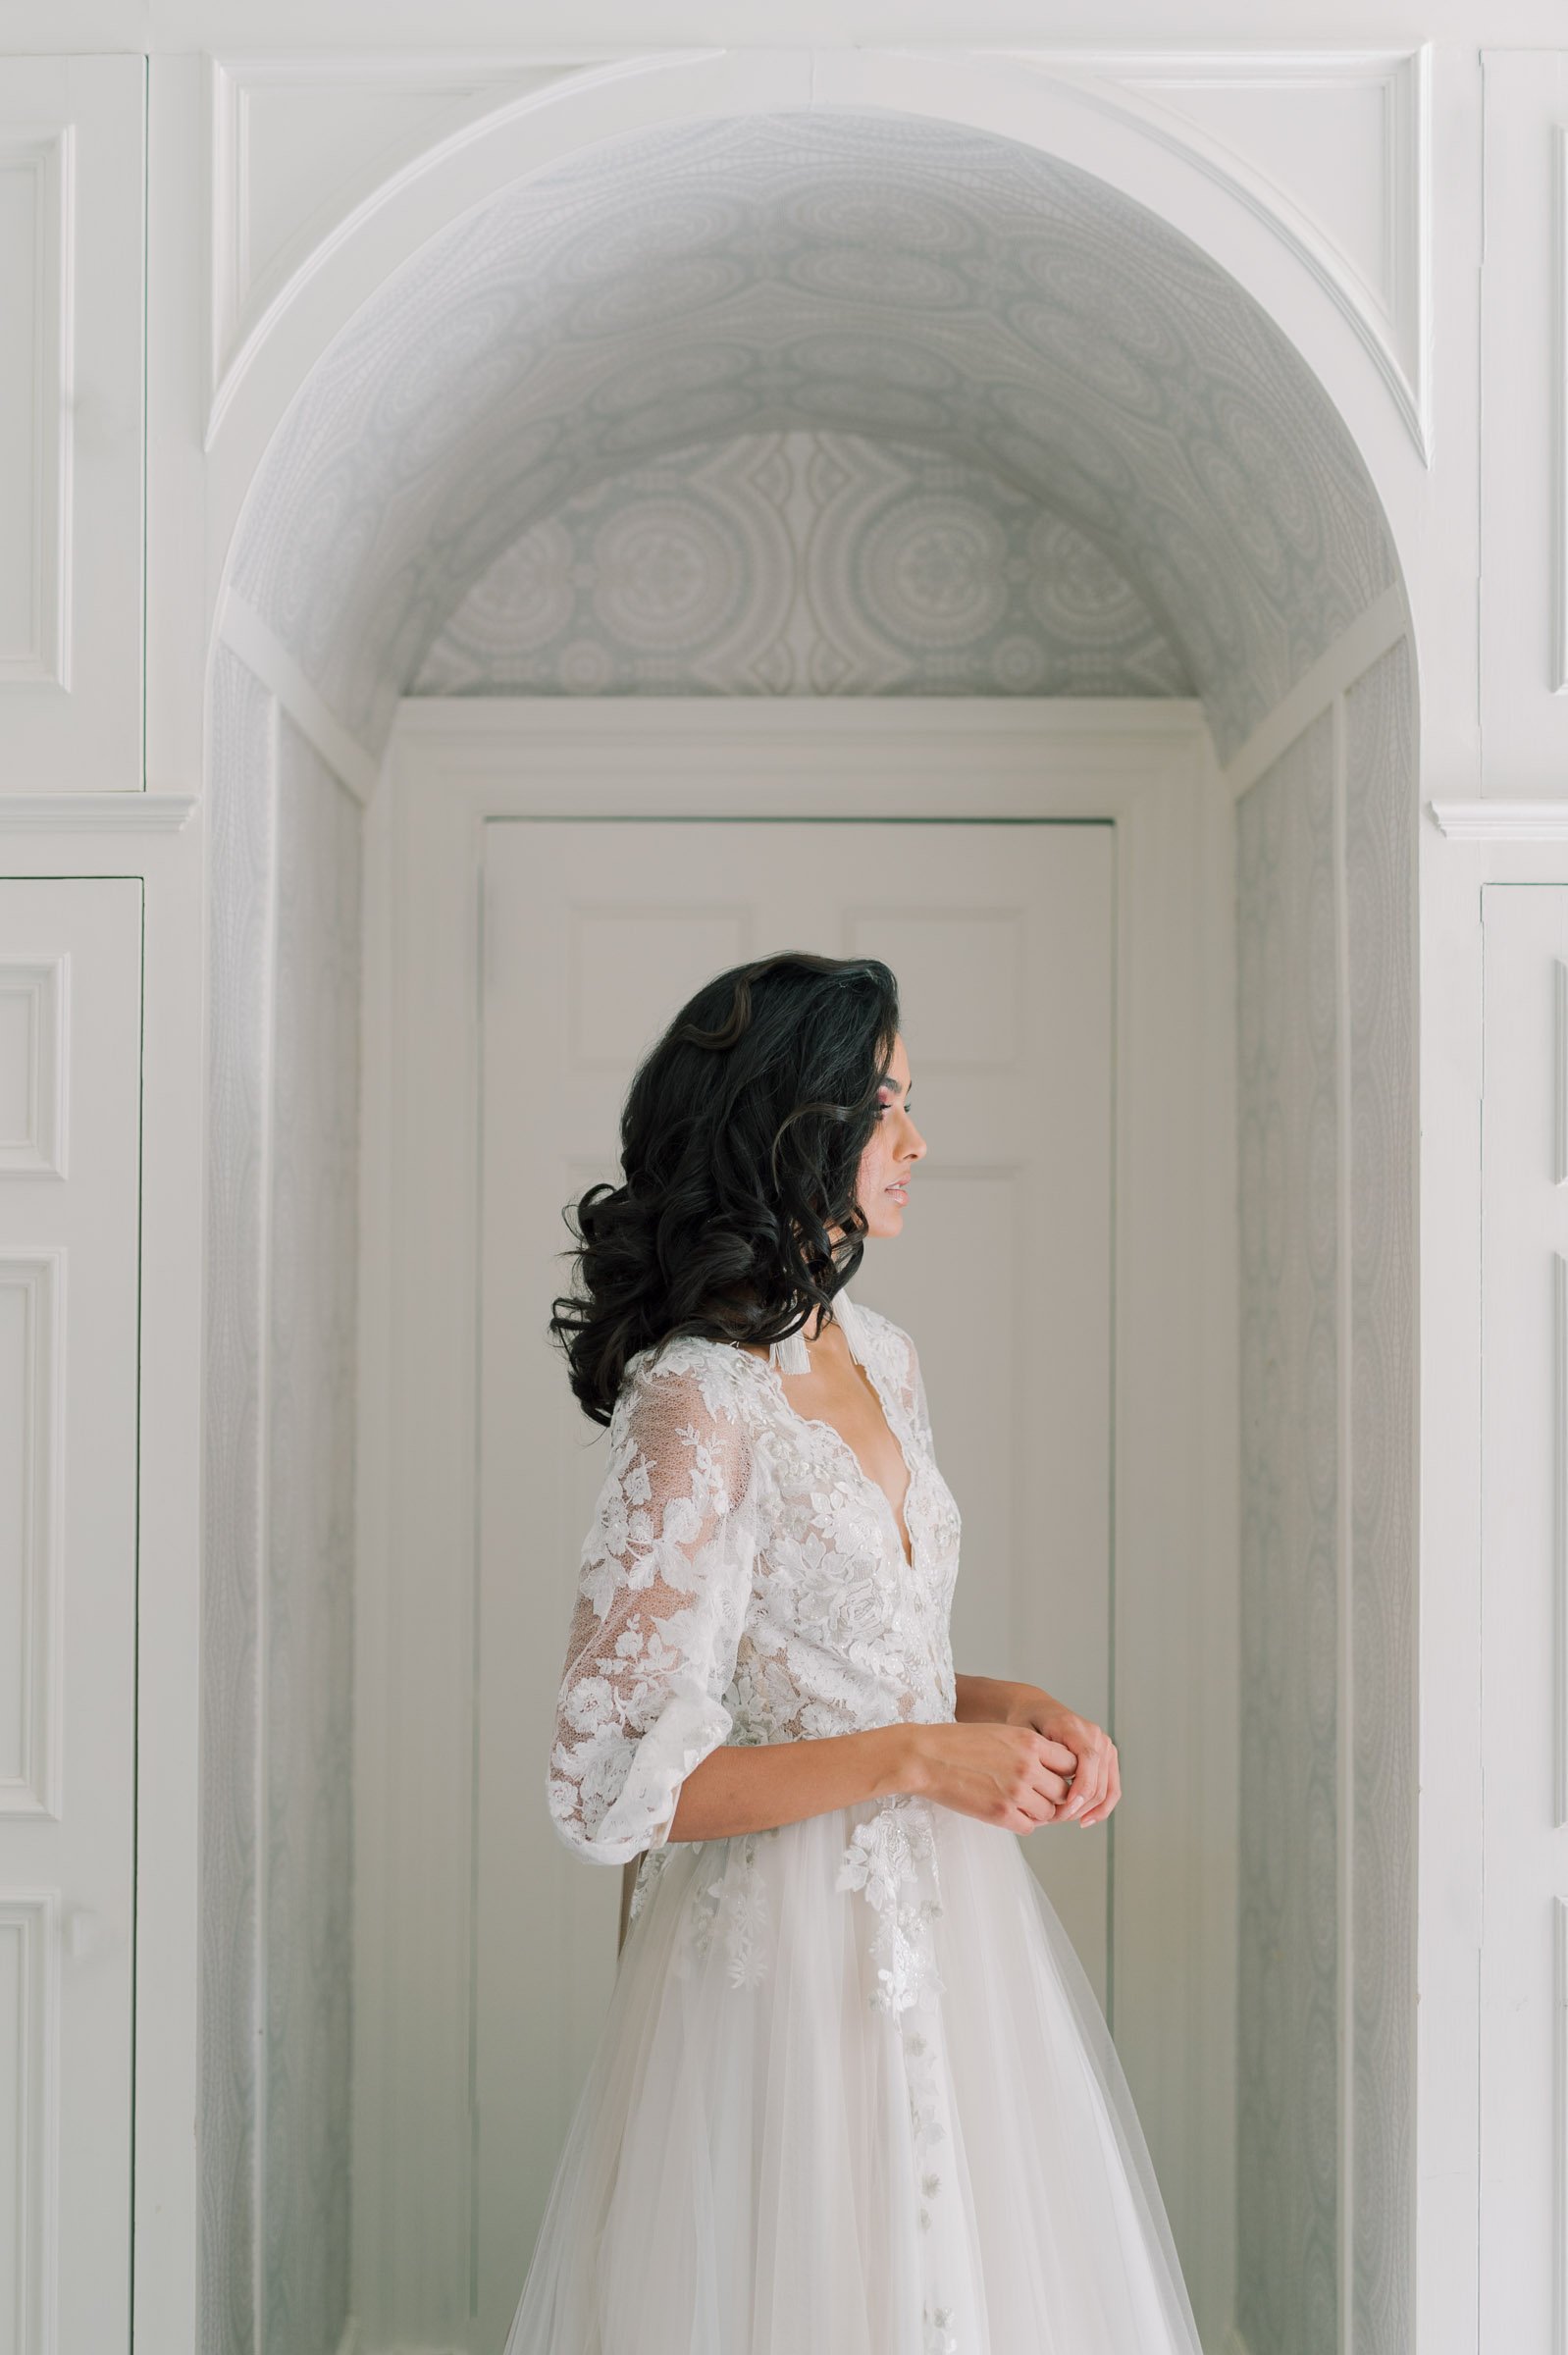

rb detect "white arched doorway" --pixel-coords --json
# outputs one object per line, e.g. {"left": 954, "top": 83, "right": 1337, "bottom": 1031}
{"left": 199, "top": 70, "right": 1418, "bottom": 2355}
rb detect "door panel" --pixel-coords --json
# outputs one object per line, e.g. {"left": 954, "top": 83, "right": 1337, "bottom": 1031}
{"left": 475, "top": 818, "right": 1113, "bottom": 2316}
{"left": 0, "top": 880, "right": 141, "bottom": 2354}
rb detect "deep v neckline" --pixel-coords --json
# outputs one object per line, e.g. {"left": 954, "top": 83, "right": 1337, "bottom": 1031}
{"left": 746, "top": 1310, "right": 918, "bottom": 1574}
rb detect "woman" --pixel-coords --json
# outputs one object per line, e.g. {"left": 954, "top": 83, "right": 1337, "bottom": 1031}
{"left": 505, "top": 952, "right": 1202, "bottom": 2354}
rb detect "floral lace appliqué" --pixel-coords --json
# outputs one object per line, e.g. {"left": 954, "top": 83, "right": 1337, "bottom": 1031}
{"left": 834, "top": 1793, "right": 946, "bottom": 2016}
{"left": 671, "top": 1829, "right": 775, "bottom": 1991}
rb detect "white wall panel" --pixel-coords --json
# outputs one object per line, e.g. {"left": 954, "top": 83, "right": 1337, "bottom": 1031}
{"left": 0, "top": 1252, "right": 61, "bottom": 1819}
{"left": 1478, "top": 882, "right": 1568, "bottom": 2347}
{"left": 0, "top": 958, "right": 67, "bottom": 1177}
{"left": 0, "top": 1892, "right": 58, "bottom": 2355}
{"left": 1480, "top": 52, "right": 1568, "bottom": 794}
{"left": 0, "top": 58, "right": 143, "bottom": 793}
{"left": 0, "top": 880, "right": 141, "bottom": 2355}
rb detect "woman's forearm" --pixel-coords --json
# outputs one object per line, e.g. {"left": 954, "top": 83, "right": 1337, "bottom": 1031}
{"left": 666, "top": 1722, "right": 922, "bottom": 1844}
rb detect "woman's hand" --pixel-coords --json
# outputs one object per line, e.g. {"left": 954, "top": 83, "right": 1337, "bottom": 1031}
{"left": 952, "top": 1675, "right": 1123, "bottom": 1827}
{"left": 901, "top": 1720, "right": 1079, "bottom": 1834}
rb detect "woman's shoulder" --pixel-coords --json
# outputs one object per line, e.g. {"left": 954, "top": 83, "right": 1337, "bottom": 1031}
{"left": 844, "top": 1295, "right": 919, "bottom": 1381}
{"left": 618, "top": 1330, "right": 765, "bottom": 1425}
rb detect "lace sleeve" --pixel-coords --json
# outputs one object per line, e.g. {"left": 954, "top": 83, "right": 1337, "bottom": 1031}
{"left": 547, "top": 1354, "right": 760, "bottom": 1866}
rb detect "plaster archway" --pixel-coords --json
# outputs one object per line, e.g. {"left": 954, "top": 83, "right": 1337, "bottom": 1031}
{"left": 199, "top": 93, "right": 1418, "bottom": 2355}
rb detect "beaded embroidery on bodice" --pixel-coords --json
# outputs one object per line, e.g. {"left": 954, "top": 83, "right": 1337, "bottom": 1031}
{"left": 547, "top": 1296, "right": 962, "bottom": 1871}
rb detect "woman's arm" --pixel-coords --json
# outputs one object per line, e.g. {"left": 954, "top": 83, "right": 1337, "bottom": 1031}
{"left": 666, "top": 1714, "right": 1077, "bottom": 1843}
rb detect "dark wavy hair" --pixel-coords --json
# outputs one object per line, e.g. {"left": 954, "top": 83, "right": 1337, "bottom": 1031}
{"left": 549, "top": 951, "right": 901, "bottom": 1424}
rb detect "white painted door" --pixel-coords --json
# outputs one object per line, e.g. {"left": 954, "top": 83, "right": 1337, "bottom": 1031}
{"left": 0, "top": 881, "right": 141, "bottom": 2353}
{"left": 474, "top": 817, "right": 1113, "bottom": 2315}
{"left": 1479, "top": 882, "right": 1568, "bottom": 2343}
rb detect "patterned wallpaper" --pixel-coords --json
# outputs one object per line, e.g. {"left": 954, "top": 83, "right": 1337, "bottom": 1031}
{"left": 262, "top": 722, "right": 361, "bottom": 2355}
{"left": 201, "top": 647, "right": 276, "bottom": 2355}
{"left": 236, "top": 110, "right": 1396, "bottom": 756}
{"left": 1234, "top": 642, "right": 1418, "bottom": 2355}
{"left": 1236, "top": 713, "right": 1341, "bottom": 2355}
{"left": 1344, "top": 640, "right": 1416, "bottom": 2353}
{"left": 413, "top": 429, "right": 1191, "bottom": 699}
{"left": 199, "top": 681, "right": 361, "bottom": 2355}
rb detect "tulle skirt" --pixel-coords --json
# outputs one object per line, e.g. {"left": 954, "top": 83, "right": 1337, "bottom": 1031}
{"left": 503, "top": 1794, "right": 1203, "bottom": 2354}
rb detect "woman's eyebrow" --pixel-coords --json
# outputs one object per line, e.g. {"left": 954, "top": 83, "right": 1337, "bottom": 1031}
{"left": 878, "top": 1073, "right": 912, "bottom": 1096}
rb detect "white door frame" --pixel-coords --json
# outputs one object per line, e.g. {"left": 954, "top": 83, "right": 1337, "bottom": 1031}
{"left": 353, "top": 695, "right": 1239, "bottom": 2347}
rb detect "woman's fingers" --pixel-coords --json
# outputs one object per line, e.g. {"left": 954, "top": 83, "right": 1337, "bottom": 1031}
{"left": 1054, "top": 1722, "right": 1119, "bottom": 1824}
{"left": 1075, "top": 1739, "right": 1122, "bottom": 1826}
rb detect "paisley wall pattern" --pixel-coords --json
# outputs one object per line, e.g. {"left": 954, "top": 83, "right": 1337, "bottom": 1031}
{"left": 200, "top": 678, "right": 361, "bottom": 2355}
{"left": 1235, "top": 713, "right": 1341, "bottom": 2355}
{"left": 262, "top": 722, "right": 361, "bottom": 2355}
{"left": 200, "top": 648, "right": 275, "bottom": 2355}
{"left": 1345, "top": 640, "right": 1417, "bottom": 2355}
{"left": 236, "top": 110, "right": 1396, "bottom": 757}
{"left": 413, "top": 429, "right": 1191, "bottom": 699}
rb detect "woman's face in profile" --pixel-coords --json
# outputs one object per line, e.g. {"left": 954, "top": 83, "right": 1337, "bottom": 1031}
{"left": 856, "top": 1032, "right": 926, "bottom": 1240}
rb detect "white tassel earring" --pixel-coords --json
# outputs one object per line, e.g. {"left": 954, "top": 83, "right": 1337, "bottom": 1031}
{"left": 768, "top": 1325, "right": 812, "bottom": 1377}
{"left": 834, "top": 1291, "right": 867, "bottom": 1369}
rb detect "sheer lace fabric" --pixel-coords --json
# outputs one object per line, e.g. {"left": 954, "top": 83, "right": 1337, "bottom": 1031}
{"left": 547, "top": 1297, "right": 962, "bottom": 1876}
{"left": 518, "top": 1294, "right": 1205, "bottom": 2355}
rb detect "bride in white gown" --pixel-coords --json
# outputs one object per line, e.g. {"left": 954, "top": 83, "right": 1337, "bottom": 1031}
{"left": 505, "top": 951, "right": 1203, "bottom": 2355}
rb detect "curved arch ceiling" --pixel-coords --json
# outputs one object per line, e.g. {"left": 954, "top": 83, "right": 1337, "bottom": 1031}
{"left": 233, "top": 110, "right": 1398, "bottom": 759}
{"left": 412, "top": 427, "right": 1194, "bottom": 700}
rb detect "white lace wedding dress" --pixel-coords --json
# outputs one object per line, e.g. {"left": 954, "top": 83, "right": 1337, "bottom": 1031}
{"left": 503, "top": 1290, "right": 1203, "bottom": 2355}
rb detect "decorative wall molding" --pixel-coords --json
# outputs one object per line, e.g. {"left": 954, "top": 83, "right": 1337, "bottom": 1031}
{"left": 205, "top": 50, "right": 632, "bottom": 443}
{"left": 1001, "top": 48, "right": 1432, "bottom": 460}
{"left": 1544, "top": 1252, "right": 1553, "bottom": 1817}
{"left": 1222, "top": 585, "right": 1411, "bottom": 798}
{"left": 0, "top": 1250, "right": 63, "bottom": 1821}
{"left": 1553, "top": 1888, "right": 1568, "bottom": 2355}
{"left": 1429, "top": 803, "right": 1568, "bottom": 840}
{"left": 1556, "top": 1253, "right": 1568, "bottom": 1829}
{"left": 0, "top": 1891, "right": 60, "bottom": 2355}
{"left": 0, "top": 57, "right": 143, "bottom": 791}
{"left": 1555, "top": 127, "right": 1568, "bottom": 698}
{"left": 218, "top": 591, "right": 380, "bottom": 803}
{"left": 0, "top": 794, "right": 197, "bottom": 833}
{"left": 0, "top": 128, "right": 70, "bottom": 689}
{"left": 0, "top": 955, "right": 69, "bottom": 1178}
{"left": 1558, "top": 965, "right": 1568, "bottom": 1187}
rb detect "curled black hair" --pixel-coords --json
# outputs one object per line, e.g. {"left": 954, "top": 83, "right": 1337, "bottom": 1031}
{"left": 549, "top": 951, "right": 901, "bottom": 1423}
